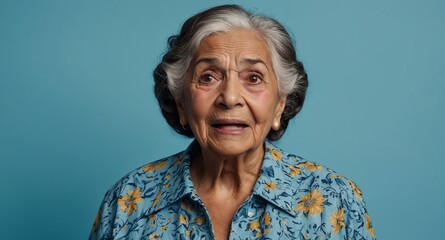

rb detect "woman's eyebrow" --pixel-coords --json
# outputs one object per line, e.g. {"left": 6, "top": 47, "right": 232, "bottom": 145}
{"left": 194, "top": 57, "right": 268, "bottom": 70}
{"left": 240, "top": 58, "right": 268, "bottom": 68}
{"left": 195, "top": 57, "right": 220, "bottom": 66}
{"left": 241, "top": 58, "right": 265, "bottom": 65}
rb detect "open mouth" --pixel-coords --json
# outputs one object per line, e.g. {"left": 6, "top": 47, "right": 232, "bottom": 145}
{"left": 210, "top": 119, "right": 249, "bottom": 133}
{"left": 211, "top": 123, "right": 248, "bottom": 130}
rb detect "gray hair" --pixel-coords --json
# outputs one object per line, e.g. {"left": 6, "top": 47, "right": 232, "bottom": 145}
{"left": 154, "top": 4, "right": 308, "bottom": 140}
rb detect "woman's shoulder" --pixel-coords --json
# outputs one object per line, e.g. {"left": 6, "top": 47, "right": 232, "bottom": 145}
{"left": 102, "top": 149, "right": 188, "bottom": 200}
{"left": 265, "top": 144, "right": 375, "bottom": 239}
{"left": 262, "top": 142, "right": 377, "bottom": 239}
{"left": 90, "top": 148, "right": 193, "bottom": 239}
{"left": 290, "top": 157, "right": 363, "bottom": 200}
{"left": 265, "top": 141, "right": 367, "bottom": 205}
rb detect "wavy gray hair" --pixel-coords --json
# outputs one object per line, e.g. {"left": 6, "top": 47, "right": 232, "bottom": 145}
{"left": 154, "top": 4, "right": 308, "bottom": 140}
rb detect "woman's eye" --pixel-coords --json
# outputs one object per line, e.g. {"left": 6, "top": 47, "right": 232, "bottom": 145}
{"left": 199, "top": 74, "right": 217, "bottom": 83}
{"left": 248, "top": 74, "right": 262, "bottom": 84}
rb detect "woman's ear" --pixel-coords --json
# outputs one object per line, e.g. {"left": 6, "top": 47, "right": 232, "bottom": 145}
{"left": 175, "top": 98, "right": 188, "bottom": 126}
{"left": 272, "top": 96, "right": 286, "bottom": 131}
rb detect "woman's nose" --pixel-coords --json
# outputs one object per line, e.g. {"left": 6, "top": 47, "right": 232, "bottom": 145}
{"left": 215, "top": 72, "right": 244, "bottom": 109}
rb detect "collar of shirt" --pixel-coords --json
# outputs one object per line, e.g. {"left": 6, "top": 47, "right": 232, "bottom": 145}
{"left": 145, "top": 140, "right": 299, "bottom": 217}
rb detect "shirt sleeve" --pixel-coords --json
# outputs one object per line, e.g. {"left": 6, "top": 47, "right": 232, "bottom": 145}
{"left": 342, "top": 180, "right": 377, "bottom": 239}
{"left": 89, "top": 184, "right": 121, "bottom": 240}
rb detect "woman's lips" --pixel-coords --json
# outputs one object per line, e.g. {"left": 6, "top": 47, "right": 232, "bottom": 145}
{"left": 212, "top": 123, "right": 247, "bottom": 129}
{"left": 210, "top": 119, "right": 248, "bottom": 134}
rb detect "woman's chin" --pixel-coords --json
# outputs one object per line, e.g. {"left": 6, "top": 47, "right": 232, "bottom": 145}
{"left": 201, "top": 137, "right": 262, "bottom": 158}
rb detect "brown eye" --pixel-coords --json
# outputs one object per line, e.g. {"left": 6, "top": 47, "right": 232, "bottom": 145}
{"left": 248, "top": 74, "right": 262, "bottom": 84}
{"left": 199, "top": 74, "right": 216, "bottom": 83}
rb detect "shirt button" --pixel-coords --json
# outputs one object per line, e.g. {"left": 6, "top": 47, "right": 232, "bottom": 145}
{"left": 247, "top": 211, "right": 254, "bottom": 217}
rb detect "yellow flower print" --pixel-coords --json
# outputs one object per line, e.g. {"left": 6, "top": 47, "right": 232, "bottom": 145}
{"left": 194, "top": 217, "right": 204, "bottom": 225}
{"left": 161, "top": 225, "right": 167, "bottom": 231}
{"left": 151, "top": 190, "right": 162, "bottom": 208}
{"left": 330, "top": 174, "right": 344, "bottom": 179}
{"left": 263, "top": 213, "right": 271, "bottom": 225}
{"left": 179, "top": 214, "right": 188, "bottom": 225}
{"left": 249, "top": 220, "right": 260, "bottom": 230}
{"left": 295, "top": 189, "right": 325, "bottom": 216}
{"left": 271, "top": 149, "right": 282, "bottom": 160}
{"left": 148, "top": 232, "right": 159, "bottom": 240}
{"left": 365, "top": 213, "right": 376, "bottom": 237}
{"left": 265, "top": 181, "right": 277, "bottom": 190}
{"left": 298, "top": 161, "right": 323, "bottom": 171}
{"left": 143, "top": 160, "right": 168, "bottom": 173}
{"left": 117, "top": 188, "right": 143, "bottom": 215}
{"left": 329, "top": 208, "right": 345, "bottom": 234}
{"left": 348, "top": 180, "right": 363, "bottom": 201}
{"left": 289, "top": 165, "right": 301, "bottom": 176}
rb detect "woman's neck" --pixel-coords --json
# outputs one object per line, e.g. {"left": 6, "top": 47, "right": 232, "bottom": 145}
{"left": 190, "top": 145, "right": 264, "bottom": 199}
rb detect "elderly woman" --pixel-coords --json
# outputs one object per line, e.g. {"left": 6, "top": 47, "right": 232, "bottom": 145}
{"left": 90, "top": 5, "right": 376, "bottom": 240}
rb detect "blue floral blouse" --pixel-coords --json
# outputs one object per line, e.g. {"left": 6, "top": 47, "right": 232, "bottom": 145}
{"left": 90, "top": 141, "right": 376, "bottom": 239}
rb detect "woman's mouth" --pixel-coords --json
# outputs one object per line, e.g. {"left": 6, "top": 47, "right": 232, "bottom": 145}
{"left": 212, "top": 123, "right": 248, "bottom": 129}
{"left": 210, "top": 120, "right": 249, "bottom": 134}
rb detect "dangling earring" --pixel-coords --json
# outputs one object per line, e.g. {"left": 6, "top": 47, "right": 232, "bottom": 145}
{"left": 272, "top": 120, "right": 280, "bottom": 131}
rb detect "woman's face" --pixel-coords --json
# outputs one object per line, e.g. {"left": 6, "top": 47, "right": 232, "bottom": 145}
{"left": 176, "top": 29, "right": 286, "bottom": 157}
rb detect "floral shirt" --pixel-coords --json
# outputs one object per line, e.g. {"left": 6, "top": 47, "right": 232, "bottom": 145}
{"left": 90, "top": 141, "right": 376, "bottom": 239}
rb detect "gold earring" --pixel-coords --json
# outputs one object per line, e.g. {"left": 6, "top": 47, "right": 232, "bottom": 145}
{"left": 179, "top": 117, "right": 187, "bottom": 126}
{"left": 272, "top": 121, "right": 280, "bottom": 131}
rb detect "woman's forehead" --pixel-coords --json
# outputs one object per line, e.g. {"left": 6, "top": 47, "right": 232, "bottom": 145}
{"left": 194, "top": 29, "right": 272, "bottom": 67}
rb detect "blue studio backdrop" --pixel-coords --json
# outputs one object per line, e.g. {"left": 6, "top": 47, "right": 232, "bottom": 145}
{"left": 1, "top": 0, "right": 444, "bottom": 239}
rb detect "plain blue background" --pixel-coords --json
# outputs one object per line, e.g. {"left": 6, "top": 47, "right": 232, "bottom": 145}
{"left": 1, "top": 0, "right": 444, "bottom": 239}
